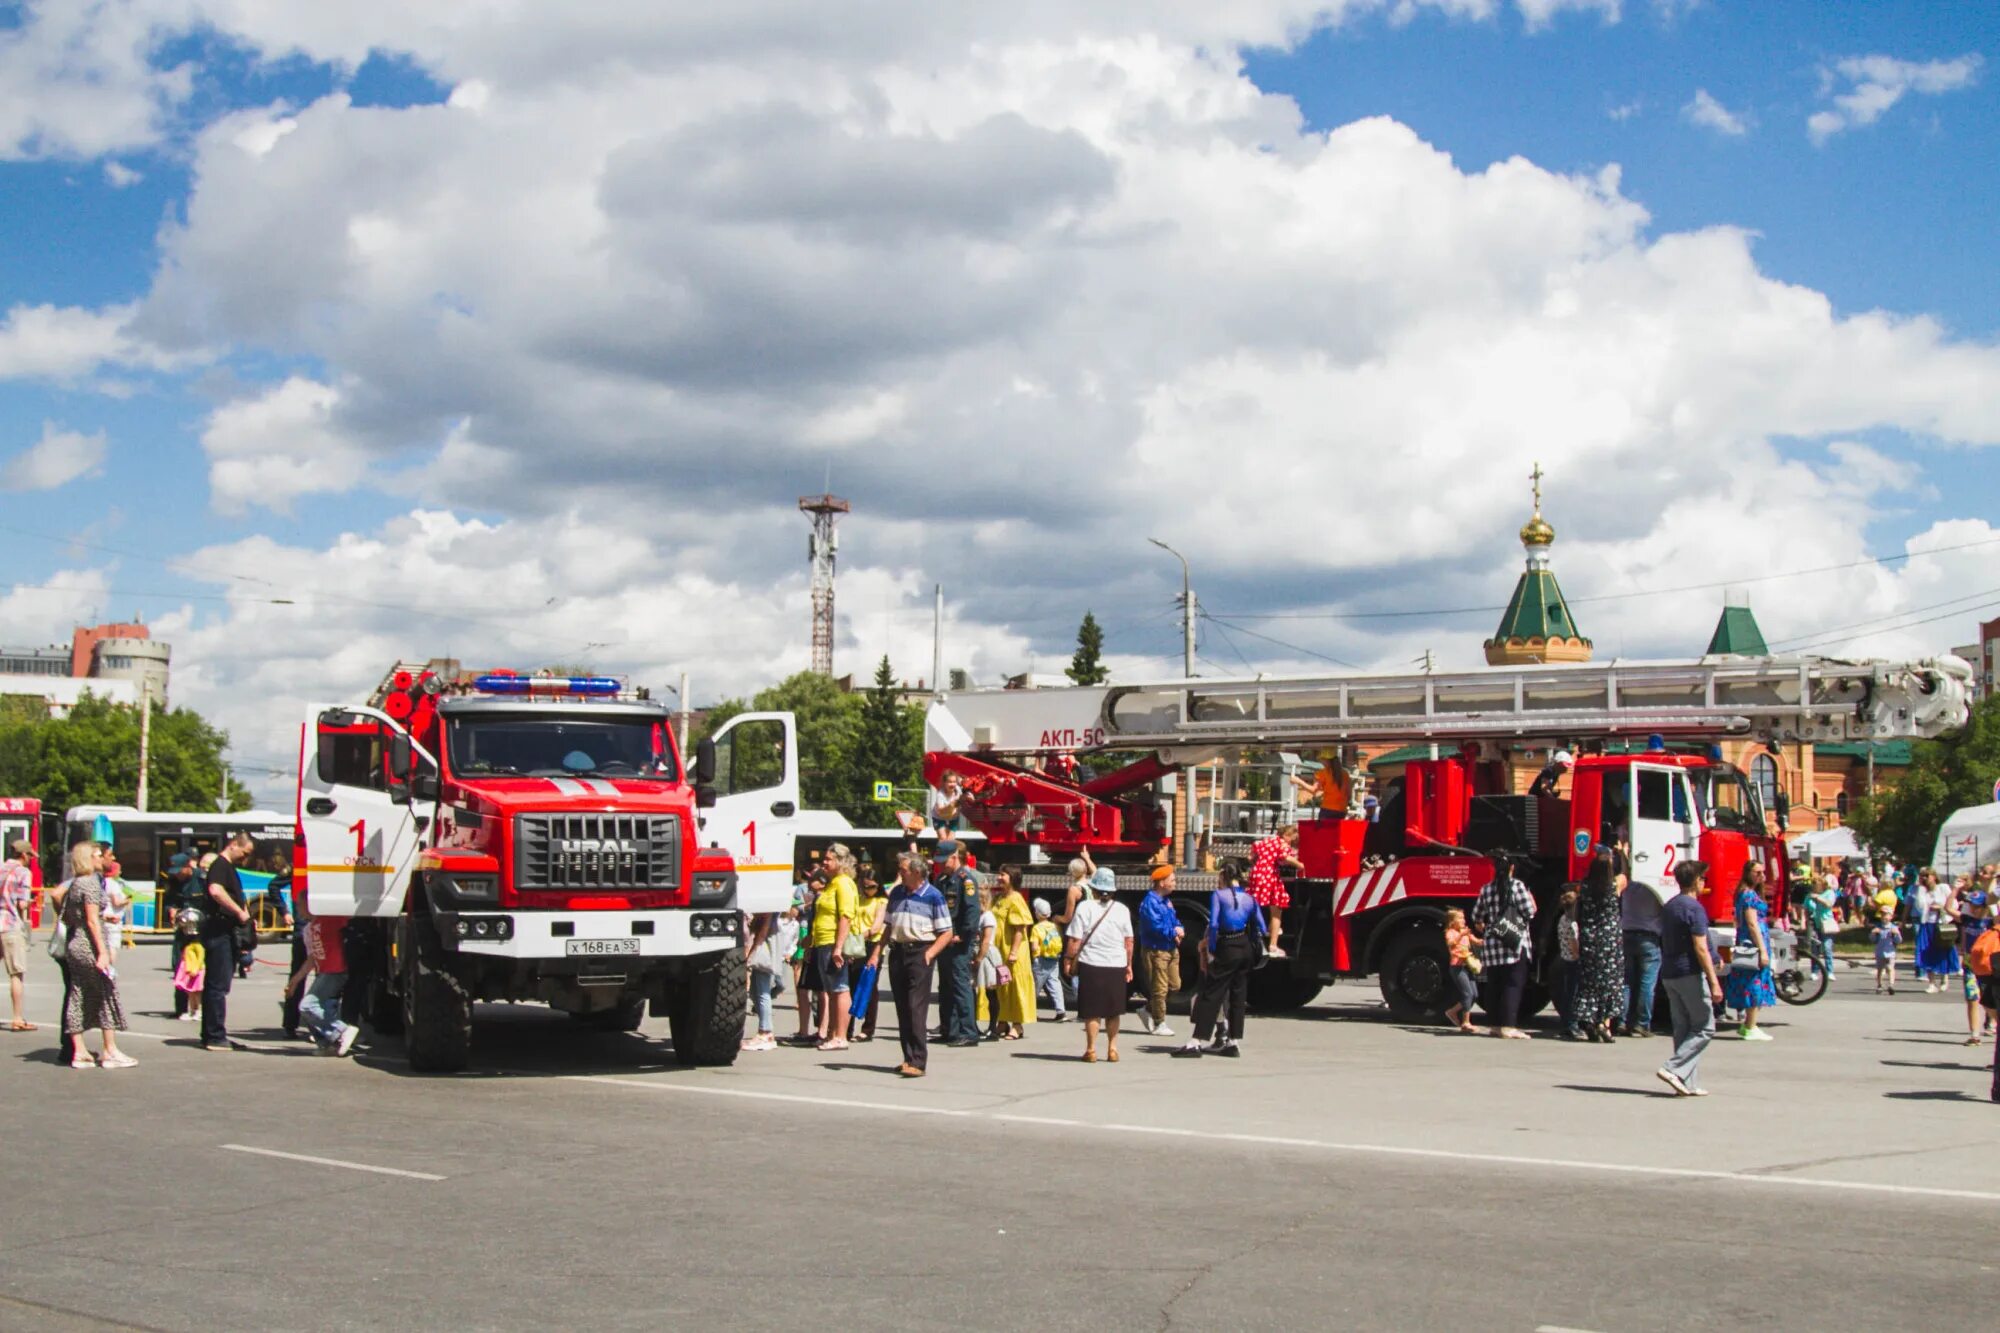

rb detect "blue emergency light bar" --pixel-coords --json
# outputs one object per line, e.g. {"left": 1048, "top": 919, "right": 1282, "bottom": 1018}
{"left": 472, "top": 674, "right": 622, "bottom": 697}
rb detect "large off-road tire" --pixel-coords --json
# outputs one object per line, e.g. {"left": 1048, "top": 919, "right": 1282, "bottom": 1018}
{"left": 584, "top": 996, "right": 648, "bottom": 1033}
{"left": 401, "top": 915, "right": 471, "bottom": 1073}
{"left": 669, "top": 946, "right": 745, "bottom": 1067}
{"left": 366, "top": 974, "right": 405, "bottom": 1036}
{"left": 1376, "top": 923, "right": 1454, "bottom": 1022}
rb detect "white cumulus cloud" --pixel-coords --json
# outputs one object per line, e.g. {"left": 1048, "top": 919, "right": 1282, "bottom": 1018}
{"left": 1681, "top": 88, "right": 1747, "bottom": 136}
{"left": 1, "top": 423, "right": 109, "bottom": 492}
{"left": 1809, "top": 52, "right": 1984, "bottom": 144}
{"left": 201, "top": 377, "right": 379, "bottom": 516}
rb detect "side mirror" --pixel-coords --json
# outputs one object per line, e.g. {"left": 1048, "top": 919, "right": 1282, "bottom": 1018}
{"left": 388, "top": 734, "right": 413, "bottom": 781}
{"left": 694, "top": 737, "right": 717, "bottom": 786}
{"left": 696, "top": 785, "right": 717, "bottom": 809}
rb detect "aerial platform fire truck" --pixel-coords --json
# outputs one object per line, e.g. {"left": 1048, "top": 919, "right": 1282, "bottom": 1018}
{"left": 296, "top": 665, "right": 801, "bottom": 1071}
{"left": 924, "top": 654, "right": 1972, "bottom": 1020}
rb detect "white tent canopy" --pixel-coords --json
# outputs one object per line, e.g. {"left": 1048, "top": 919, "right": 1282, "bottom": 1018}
{"left": 1933, "top": 803, "right": 2000, "bottom": 877}
{"left": 1788, "top": 826, "right": 1865, "bottom": 860}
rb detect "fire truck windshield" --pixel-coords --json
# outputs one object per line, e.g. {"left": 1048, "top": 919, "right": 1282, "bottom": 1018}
{"left": 446, "top": 715, "right": 677, "bottom": 782}
{"left": 1694, "top": 763, "right": 1765, "bottom": 834}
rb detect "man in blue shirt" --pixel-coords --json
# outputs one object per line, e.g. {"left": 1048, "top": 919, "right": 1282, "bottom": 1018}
{"left": 1136, "top": 866, "right": 1185, "bottom": 1038}
{"left": 872, "top": 851, "right": 955, "bottom": 1077}
{"left": 930, "top": 841, "right": 983, "bottom": 1046}
{"left": 1655, "top": 859, "right": 1724, "bottom": 1097}
{"left": 1176, "top": 865, "right": 1268, "bottom": 1059}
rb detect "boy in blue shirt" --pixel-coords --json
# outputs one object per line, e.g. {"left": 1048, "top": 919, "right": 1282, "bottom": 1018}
{"left": 1136, "top": 866, "right": 1184, "bottom": 1037}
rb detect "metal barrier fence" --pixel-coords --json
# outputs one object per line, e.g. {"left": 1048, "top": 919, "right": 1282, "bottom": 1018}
{"left": 16, "top": 884, "right": 294, "bottom": 943}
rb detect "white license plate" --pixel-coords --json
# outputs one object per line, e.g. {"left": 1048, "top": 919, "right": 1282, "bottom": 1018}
{"left": 565, "top": 938, "right": 639, "bottom": 957}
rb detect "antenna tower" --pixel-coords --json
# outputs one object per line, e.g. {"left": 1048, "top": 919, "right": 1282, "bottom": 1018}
{"left": 799, "top": 493, "right": 850, "bottom": 676}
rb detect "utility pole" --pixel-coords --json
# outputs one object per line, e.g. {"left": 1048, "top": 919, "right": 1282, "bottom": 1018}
{"left": 677, "top": 670, "right": 691, "bottom": 753}
{"left": 1148, "top": 538, "right": 1195, "bottom": 678}
{"left": 799, "top": 493, "right": 851, "bottom": 676}
{"left": 1417, "top": 650, "right": 1438, "bottom": 760}
{"left": 217, "top": 762, "right": 229, "bottom": 813}
{"left": 135, "top": 681, "right": 152, "bottom": 812}
{"left": 931, "top": 583, "right": 944, "bottom": 696}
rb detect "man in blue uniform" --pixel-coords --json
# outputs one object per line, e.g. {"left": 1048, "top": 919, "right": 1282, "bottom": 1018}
{"left": 931, "top": 841, "right": 982, "bottom": 1046}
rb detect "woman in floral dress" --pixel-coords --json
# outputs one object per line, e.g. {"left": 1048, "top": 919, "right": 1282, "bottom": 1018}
{"left": 1571, "top": 847, "right": 1626, "bottom": 1043}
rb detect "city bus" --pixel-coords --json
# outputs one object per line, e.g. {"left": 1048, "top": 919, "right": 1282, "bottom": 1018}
{"left": 62, "top": 806, "right": 298, "bottom": 931}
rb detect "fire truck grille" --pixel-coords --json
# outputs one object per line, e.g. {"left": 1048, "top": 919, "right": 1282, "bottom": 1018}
{"left": 514, "top": 814, "right": 679, "bottom": 892}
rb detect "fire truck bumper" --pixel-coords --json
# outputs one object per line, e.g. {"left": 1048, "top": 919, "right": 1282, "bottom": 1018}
{"left": 437, "top": 909, "right": 741, "bottom": 960}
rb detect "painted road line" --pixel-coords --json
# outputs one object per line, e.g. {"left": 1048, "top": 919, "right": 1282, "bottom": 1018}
{"left": 220, "top": 1144, "right": 445, "bottom": 1181}
{"left": 568, "top": 1076, "right": 2000, "bottom": 1205}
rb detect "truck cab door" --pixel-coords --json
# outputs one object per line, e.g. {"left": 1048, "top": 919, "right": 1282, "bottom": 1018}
{"left": 701, "top": 712, "right": 802, "bottom": 915}
{"left": 1627, "top": 764, "right": 1700, "bottom": 906}
{"left": 298, "top": 705, "right": 433, "bottom": 918}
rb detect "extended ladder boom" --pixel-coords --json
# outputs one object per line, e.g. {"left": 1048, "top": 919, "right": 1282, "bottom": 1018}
{"left": 926, "top": 654, "right": 1973, "bottom": 756}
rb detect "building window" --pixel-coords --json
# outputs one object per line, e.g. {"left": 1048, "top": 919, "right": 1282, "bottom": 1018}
{"left": 1750, "top": 754, "right": 1780, "bottom": 818}
{"left": 1835, "top": 790, "right": 1850, "bottom": 817}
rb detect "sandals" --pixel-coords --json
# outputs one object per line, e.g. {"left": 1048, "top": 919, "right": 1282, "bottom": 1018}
{"left": 1106, "top": 1047, "right": 1120, "bottom": 1062}
{"left": 69, "top": 1055, "right": 98, "bottom": 1069}
{"left": 8, "top": 1020, "right": 37, "bottom": 1031}
{"left": 1082, "top": 1048, "right": 1097, "bottom": 1063}
{"left": 816, "top": 1038, "right": 849, "bottom": 1052}
{"left": 99, "top": 1053, "right": 137, "bottom": 1069}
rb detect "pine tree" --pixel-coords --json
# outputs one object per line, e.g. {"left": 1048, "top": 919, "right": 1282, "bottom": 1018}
{"left": 1067, "top": 611, "right": 1108, "bottom": 685}
{"left": 849, "top": 656, "right": 921, "bottom": 826}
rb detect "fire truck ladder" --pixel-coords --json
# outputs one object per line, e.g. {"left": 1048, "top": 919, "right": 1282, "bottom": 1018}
{"left": 926, "top": 654, "right": 1974, "bottom": 757}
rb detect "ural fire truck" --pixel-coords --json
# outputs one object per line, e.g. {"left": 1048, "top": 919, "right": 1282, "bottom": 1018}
{"left": 924, "top": 654, "right": 1973, "bottom": 1020}
{"left": 297, "top": 664, "right": 928, "bottom": 1071}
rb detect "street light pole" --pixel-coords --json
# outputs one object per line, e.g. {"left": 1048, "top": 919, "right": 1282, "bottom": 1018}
{"left": 1148, "top": 538, "right": 1194, "bottom": 679}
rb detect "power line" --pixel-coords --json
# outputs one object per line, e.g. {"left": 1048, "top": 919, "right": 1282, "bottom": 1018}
{"left": 1778, "top": 595, "right": 2000, "bottom": 655}
{"left": 1200, "top": 610, "right": 1361, "bottom": 670}
{"left": 1766, "top": 584, "right": 2000, "bottom": 651}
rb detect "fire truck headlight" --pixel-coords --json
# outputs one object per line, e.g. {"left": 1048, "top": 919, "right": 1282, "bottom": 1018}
{"left": 454, "top": 919, "right": 469, "bottom": 938}
{"left": 691, "top": 873, "right": 734, "bottom": 904}
{"left": 446, "top": 875, "right": 497, "bottom": 904}
{"left": 473, "top": 919, "right": 491, "bottom": 937}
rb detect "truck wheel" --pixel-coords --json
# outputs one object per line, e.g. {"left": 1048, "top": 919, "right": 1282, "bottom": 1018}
{"left": 401, "top": 915, "right": 471, "bottom": 1073}
{"left": 586, "top": 997, "right": 648, "bottom": 1033}
{"left": 1376, "top": 925, "right": 1453, "bottom": 1022}
{"left": 669, "top": 946, "right": 745, "bottom": 1067}
{"left": 1246, "top": 967, "right": 1325, "bottom": 1012}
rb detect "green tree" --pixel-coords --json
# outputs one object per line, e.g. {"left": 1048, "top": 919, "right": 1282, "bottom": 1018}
{"left": 0, "top": 692, "right": 254, "bottom": 813}
{"left": 1845, "top": 694, "right": 2000, "bottom": 866}
{"left": 697, "top": 671, "right": 865, "bottom": 816}
{"left": 1067, "top": 611, "right": 1108, "bottom": 686}
{"left": 947, "top": 668, "right": 971, "bottom": 692}
{"left": 848, "top": 657, "right": 924, "bottom": 828}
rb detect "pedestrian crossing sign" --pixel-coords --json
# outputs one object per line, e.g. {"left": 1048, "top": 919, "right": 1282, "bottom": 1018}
{"left": 872, "top": 780, "right": 894, "bottom": 802}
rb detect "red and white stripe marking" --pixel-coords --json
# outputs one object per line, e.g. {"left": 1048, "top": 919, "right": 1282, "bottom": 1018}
{"left": 1333, "top": 864, "right": 1407, "bottom": 918}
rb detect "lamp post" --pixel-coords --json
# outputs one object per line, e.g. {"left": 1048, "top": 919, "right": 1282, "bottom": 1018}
{"left": 1148, "top": 538, "right": 1194, "bottom": 679}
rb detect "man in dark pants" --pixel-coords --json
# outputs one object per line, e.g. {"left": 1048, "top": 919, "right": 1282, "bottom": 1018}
{"left": 200, "top": 833, "right": 255, "bottom": 1051}
{"left": 875, "top": 852, "right": 954, "bottom": 1077}
{"left": 1176, "top": 868, "right": 1269, "bottom": 1058}
{"left": 930, "top": 841, "right": 981, "bottom": 1047}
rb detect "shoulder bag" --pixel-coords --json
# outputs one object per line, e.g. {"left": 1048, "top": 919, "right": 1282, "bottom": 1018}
{"left": 46, "top": 877, "right": 75, "bottom": 959}
{"left": 1483, "top": 884, "right": 1526, "bottom": 952}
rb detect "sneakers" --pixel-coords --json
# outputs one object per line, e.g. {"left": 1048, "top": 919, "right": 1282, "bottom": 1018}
{"left": 335, "top": 1026, "right": 359, "bottom": 1057}
{"left": 1655, "top": 1066, "right": 1689, "bottom": 1096}
{"left": 1739, "top": 1027, "right": 1774, "bottom": 1042}
{"left": 740, "top": 1032, "right": 778, "bottom": 1052}
{"left": 1136, "top": 1013, "right": 1156, "bottom": 1034}
{"left": 176, "top": 1012, "right": 194, "bottom": 1022}
{"left": 1153, "top": 1022, "right": 1176, "bottom": 1038}
{"left": 1171, "top": 1042, "right": 1204, "bottom": 1059}
{"left": 1051, "top": 1012, "right": 1072, "bottom": 1023}
{"left": 99, "top": 1052, "right": 137, "bottom": 1069}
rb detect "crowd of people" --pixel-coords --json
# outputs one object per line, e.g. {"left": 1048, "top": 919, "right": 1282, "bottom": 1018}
{"left": 6, "top": 821, "right": 1995, "bottom": 1104}
{"left": 739, "top": 841, "right": 1272, "bottom": 1073}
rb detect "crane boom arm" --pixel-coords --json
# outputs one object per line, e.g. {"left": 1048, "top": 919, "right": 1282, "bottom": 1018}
{"left": 925, "top": 654, "right": 1973, "bottom": 756}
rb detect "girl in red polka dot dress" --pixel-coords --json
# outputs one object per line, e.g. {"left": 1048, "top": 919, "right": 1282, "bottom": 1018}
{"left": 1247, "top": 825, "right": 1302, "bottom": 957}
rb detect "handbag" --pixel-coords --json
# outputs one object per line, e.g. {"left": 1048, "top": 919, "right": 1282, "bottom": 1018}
{"left": 46, "top": 877, "right": 73, "bottom": 959}
{"left": 1484, "top": 885, "right": 1526, "bottom": 951}
{"left": 235, "top": 917, "right": 260, "bottom": 955}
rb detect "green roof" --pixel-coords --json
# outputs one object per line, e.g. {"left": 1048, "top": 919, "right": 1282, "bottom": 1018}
{"left": 1812, "top": 740, "right": 1913, "bottom": 765}
{"left": 1487, "top": 570, "right": 1588, "bottom": 647}
{"left": 1706, "top": 605, "right": 1769, "bottom": 656}
{"left": 1367, "top": 743, "right": 1460, "bottom": 772}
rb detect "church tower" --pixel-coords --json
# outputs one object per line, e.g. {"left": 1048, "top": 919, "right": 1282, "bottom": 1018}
{"left": 1484, "top": 463, "right": 1593, "bottom": 666}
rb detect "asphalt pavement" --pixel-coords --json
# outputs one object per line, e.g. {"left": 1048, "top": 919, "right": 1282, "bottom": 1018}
{"left": 4, "top": 942, "right": 1997, "bottom": 1332}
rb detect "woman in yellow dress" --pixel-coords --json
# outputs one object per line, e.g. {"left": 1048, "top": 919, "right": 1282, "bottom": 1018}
{"left": 991, "top": 866, "right": 1038, "bottom": 1039}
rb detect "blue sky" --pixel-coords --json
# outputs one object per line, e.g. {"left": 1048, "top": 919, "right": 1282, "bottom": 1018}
{"left": 0, "top": 1, "right": 1996, "bottom": 789}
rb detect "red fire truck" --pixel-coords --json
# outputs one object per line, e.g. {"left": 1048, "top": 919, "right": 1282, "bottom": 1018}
{"left": 923, "top": 654, "right": 1972, "bottom": 1019}
{"left": 296, "top": 666, "right": 756, "bottom": 1071}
